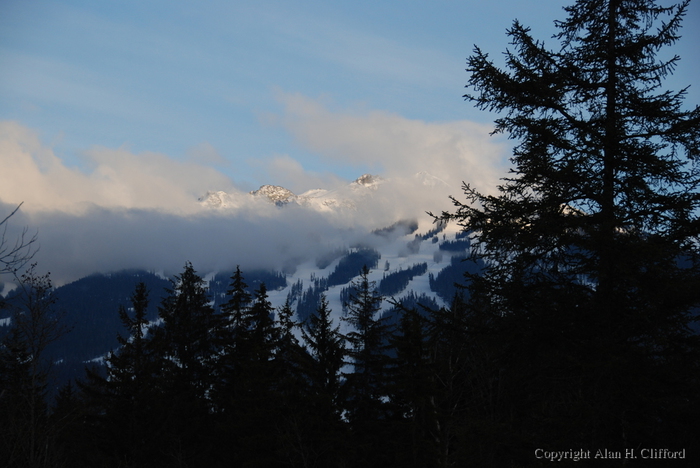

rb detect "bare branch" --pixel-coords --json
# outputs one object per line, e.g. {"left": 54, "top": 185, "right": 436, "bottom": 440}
{"left": 0, "top": 202, "right": 39, "bottom": 276}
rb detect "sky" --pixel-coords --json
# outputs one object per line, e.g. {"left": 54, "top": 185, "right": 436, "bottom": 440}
{"left": 1, "top": 0, "right": 698, "bottom": 284}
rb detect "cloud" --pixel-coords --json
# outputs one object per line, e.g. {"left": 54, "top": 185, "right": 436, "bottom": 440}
{"left": 275, "top": 92, "right": 509, "bottom": 195}
{"left": 0, "top": 121, "right": 403, "bottom": 284}
{"left": 0, "top": 107, "right": 509, "bottom": 285}
{"left": 250, "top": 154, "right": 347, "bottom": 195}
{"left": 0, "top": 121, "right": 235, "bottom": 214}
{"left": 0, "top": 201, "right": 370, "bottom": 286}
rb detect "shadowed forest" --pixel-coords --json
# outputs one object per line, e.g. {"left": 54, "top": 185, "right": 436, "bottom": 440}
{"left": 2, "top": 0, "right": 700, "bottom": 466}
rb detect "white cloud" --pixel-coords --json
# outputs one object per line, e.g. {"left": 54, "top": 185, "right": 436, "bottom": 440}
{"left": 275, "top": 92, "right": 509, "bottom": 196}
{"left": 0, "top": 201, "right": 366, "bottom": 286}
{"left": 0, "top": 106, "right": 510, "bottom": 285}
{"left": 250, "top": 154, "right": 347, "bottom": 195}
{"left": 0, "top": 121, "right": 235, "bottom": 214}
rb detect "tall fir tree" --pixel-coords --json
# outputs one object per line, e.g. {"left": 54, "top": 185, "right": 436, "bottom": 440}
{"left": 79, "top": 282, "right": 166, "bottom": 467}
{"left": 215, "top": 275, "right": 286, "bottom": 467}
{"left": 211, "top": 265, "right": 252, "bottom": 410}
{"left": 150, "top": 262, "right": 220, "bottom": 466}
{"left": 155, "top": 262, "right": 219, "bottom": 399}
{"left": 288, "top": 294, "right": 350, "bottom": 467}
{"left": 274, "top": 298, "right": 340, "bottom": 467}
{"left": 437, "top": 0, "right": 700, "bottom": 461}
{"left": 220, "top": 265, "right": 253, "bottom": 334}
{"left": 342, "top": 265, "right": 392, "bottom": 467}
{"left": 246, "top": 282, "right": 278, "bottom": 362}
{"left": 301, "top": 294, "right": 345, "bottom": 410}
{"left": 387, "top": 304, "right": 440, "bottom": 468}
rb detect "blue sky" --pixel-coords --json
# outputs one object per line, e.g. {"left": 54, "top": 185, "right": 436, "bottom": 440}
{"left": 3, "top": 0, "right": 696, "bottom": 195}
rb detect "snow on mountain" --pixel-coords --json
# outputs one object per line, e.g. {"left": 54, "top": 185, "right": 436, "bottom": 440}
{"left": 193, "top": 172, "right": 464, "bottom": 324}
{"left": 197, "top": 190, "right": 247, "bottom": 209}
{"left": 414, "top": 171, "right": 450, "bottom": 188}
{"left": 233, "top": 217, "right": 464, "bottom": 336}
{"left": 24, "top": 171, "right": 472, "bottom": 375}
{"left": 34, "top": 215, "right": 472, "bottom": 374}
{"left": 353, "top": 173, "right": 383, "bottom": 189}
{"left": 250, "top": 185, "right": 297, "bottom": 205}
{"left": 198, "top": 172, "right": 444, "bottom": 215}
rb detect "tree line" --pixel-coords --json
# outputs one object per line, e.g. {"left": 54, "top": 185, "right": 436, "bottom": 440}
{"left": 2, "top": 261, "right": 500, "bottom": 467}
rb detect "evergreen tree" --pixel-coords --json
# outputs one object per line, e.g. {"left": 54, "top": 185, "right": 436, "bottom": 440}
{"left": 0, "top": 326, "right": 49, "bottom": 468}
{"left": 110, "top": 283, "right": 153, "bottom": 397}
{"left": 220, "top": 265, "right": 252, "bottom": 333}
{"left": 277, "top": 298, "right": 298, "bottom": 351}
{"left": 0, "top": 265, "right": 66, "bottom": 468}
{"left": 246, "top": 282, "right": 278, "bottom": 362}
{"left": 387, "top": 304, "right": 439, "bottom": 468}
{"left": 275, "top": 298, "right": 311, "bottom": 406}
{"left": 274, "top": 299, "right": 338, "bottom": 467}
{"left": 215, "top": 277, "right": 285, "bottom": 467}
{"left": 342, "top": 265, "right": 391, "bottom": 467}
{"left": 438, "top": 0, "right": 700, "bottom": 461}
{"left": 427, "top": 293, "right": 497, "bottom": 467}
{"left": 150, "top": 262, "right": 220, "bottom": 466}
{"left": 156, "top": 263, "right": 220, "bottom": 391}
{"left": 50, "top": 381, "right": 95, "bottom": 466}
{"left": 79, "top": 282, "right": 164, "bottom": 467}
{"left": 211, "top": 265, "right": 252, "bottom": 412}
{"left": 301, "top": 294, "right": 345, "bottom": 409}
{"left": 289, "top": 294, "right": 350, "bottom": 467}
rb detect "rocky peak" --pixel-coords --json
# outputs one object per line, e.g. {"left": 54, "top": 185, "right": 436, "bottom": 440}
{"left": 353, "top": 174, "right": 382, "bottom": 188}
{"left": 250, "top": 185, "right": 297, "bottom": 204}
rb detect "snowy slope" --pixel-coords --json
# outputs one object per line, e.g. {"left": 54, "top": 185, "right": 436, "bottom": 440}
{"left": 24, "top": 173, "right": 475, "bottom": 372}
{"left": 239, "top": 217, "right": 465, "bottom": 333}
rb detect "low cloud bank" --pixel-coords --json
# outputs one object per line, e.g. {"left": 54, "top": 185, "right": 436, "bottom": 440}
{"left": 1, "top": 101, "right": 508, "bottom": 284}
{"left": 1, "top": 202, "right": 375, "bottom": 285}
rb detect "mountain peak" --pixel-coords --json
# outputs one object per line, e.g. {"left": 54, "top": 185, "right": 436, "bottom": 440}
{"left": 354, "top": 174, "right": 382, "bottom": 188}
{"left": 198, "top": 190, "right": 243, "bottom": 208}
{"left": 414, "top": 171, "right": 449, "bottom": 188}
{"left": 200, "top": 173, "right": 392, "bottom": 213}
{"left": 249, "top": 185, "right": 297, "bottom": 204}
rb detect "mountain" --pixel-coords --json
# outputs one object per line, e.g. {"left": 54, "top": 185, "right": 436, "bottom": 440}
{"left": 250, "top": 185, "right": 297, "bottom": 205}
{"left": 0, "top": 215, "right": 480, "bottom": 389}
{"left": 0, "top": 171, "right": 469, "bottom": 390}
{"left": 197, "top": 173, "right": 438, "bottom": 213}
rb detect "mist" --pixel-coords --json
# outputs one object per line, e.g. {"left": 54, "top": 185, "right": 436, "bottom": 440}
{"left": 1, "top": 98, "right": 509, "bottom": 285}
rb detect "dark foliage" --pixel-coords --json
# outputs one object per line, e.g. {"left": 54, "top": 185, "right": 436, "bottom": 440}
{"left": 295, "top": 275, "right": 328, "bottom": 323}
{"left": 371, "top": 219, "right": 419, "bottom": 238}
{"left": 326, "top": 248, "right": 381, "bottom": 287}
{"left": 208, "top": 268, "right": 286, "bottom": 308}
{"left": 38, "top": 270, "right": 169, "bottom": 387}
{"left": 428, "top": 255, "right": 484, "bottom": 302}
{"left": 434, "top": 0, "right": 700, "bottom": 464}
{"left": 378, "top": 262, "right": 428, "bottom": 297}
{"left": 437, "top": 238, "right": 470, "bottom": 252}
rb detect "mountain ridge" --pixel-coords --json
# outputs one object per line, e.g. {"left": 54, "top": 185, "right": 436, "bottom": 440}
{"left": 198, "top": 172, "right": 443, "bottom": 212}
{"left": 0, "top": 217, "right": 476, "bottom": 388}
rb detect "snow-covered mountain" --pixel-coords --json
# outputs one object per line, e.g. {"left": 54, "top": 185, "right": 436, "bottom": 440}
{"left": 198, "top": 173, "right": 386, "bottom": 211}
{"left": 0, "top": 214, "right": 478, "bottom": 386}
{"left": 198, "top": 172, "right": 441, "bottom": 213}
{"left": 0, "top": 170, "right": 471, "bottom": 387}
